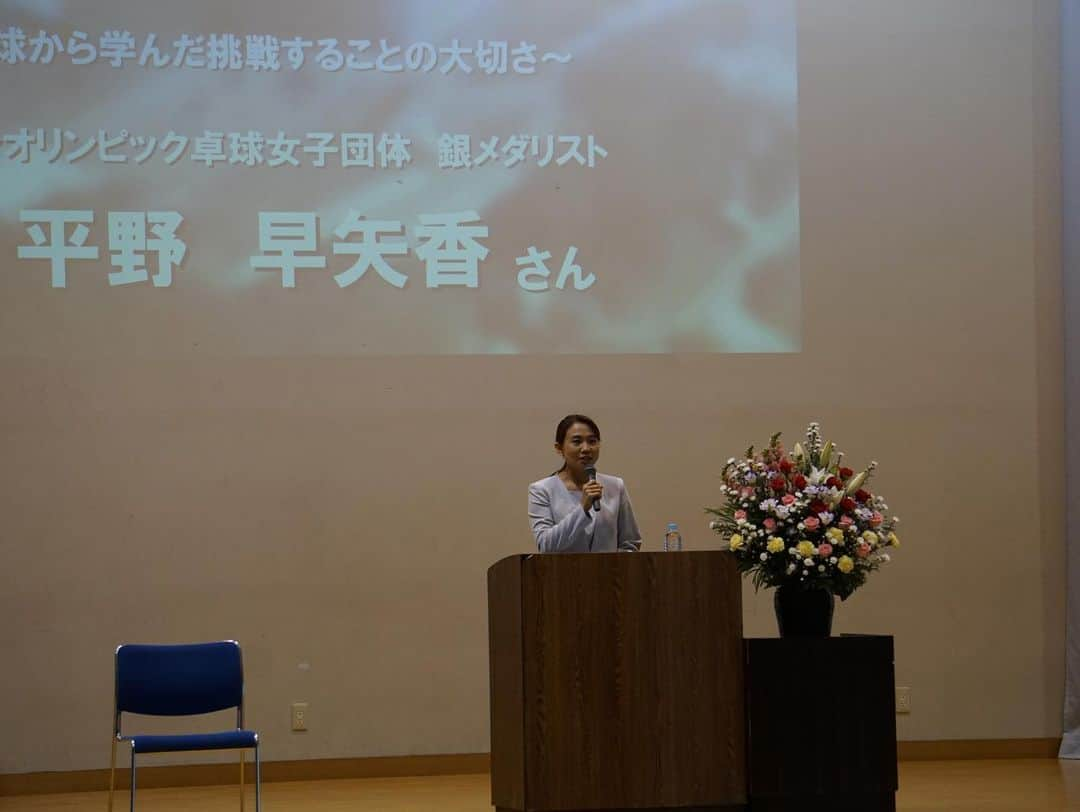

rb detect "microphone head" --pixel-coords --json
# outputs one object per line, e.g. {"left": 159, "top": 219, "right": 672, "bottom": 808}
{"left": 584, "top": 465, "right": 597, "bottom": 481}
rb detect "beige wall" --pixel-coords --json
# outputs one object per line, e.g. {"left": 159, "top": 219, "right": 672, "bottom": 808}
{"left": 0, "top": 0, "right": 1065, "bottom": 773}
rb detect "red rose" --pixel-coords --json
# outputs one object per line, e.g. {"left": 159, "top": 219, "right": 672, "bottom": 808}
{"left": 809, "top": 499, "right": 828, "bottom": 515}
{"left": 779, "top": 458, "right": 794, "bottom": 474}
{"left": 793, "top": 474, "right": 807, "bottom": 490}
{"left": 826, "top": 476, "right": 842, "bottom": 489}
{"left": 840, "top": 497, "right": 856, "bottom": 512}
{"left": 839, "top": 467, "right": 854, "bottom": 479}
{"left": 770, "top": 476, "right": 787, "bottom": 492}
{"left": 855, "top": 489, "right": 871, "bottom": 503}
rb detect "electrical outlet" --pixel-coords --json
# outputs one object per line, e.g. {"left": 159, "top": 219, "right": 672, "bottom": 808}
{"left": 895, "top": 687, "right": 911, "bottom": 714}
{"left": 291, "top": 701, "right": 308, "bottom": 731}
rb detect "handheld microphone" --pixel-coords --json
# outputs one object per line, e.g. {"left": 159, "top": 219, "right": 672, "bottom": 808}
{"left": 584, "top": 466, "right": 601, "bottom": 512}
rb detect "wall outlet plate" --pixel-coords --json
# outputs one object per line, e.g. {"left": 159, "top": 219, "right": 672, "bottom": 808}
{"left": 896, "top": 687, "right": 911, "bottom": 714}
{"left": 291, "top": 701, "right": 308, "bottom": 731}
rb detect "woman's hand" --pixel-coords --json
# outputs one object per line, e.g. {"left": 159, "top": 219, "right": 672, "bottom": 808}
{"left": 581, "top": 479, "right": 603, "bottom": 513}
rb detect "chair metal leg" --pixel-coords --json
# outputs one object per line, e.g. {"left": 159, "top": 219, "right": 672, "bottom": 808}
{"left": 255, "top": 741, "right": 261, "bottom": 812}
{"left": 129, "top": 744, "right": 136, "bottom": 812}
{"left": 239, "top": 751, "right": 245, "bottom": 812}
{"left": 107, "top": 737, "right": 117, "bottom": 812}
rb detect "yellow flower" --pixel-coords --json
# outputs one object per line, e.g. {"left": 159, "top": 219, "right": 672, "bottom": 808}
{"left": 887, "top": 532, "right": 900, "bottom": 547}
{"left": 838, "top": 556, "right": 855, "bottom": 574}
{"left": 729, "top": 534, "right": 745, "bottom": 551}
{"left": 796, "top": 540, "right": 815, "bottom": 559}
{"left": 767, "top": 537, "right": 785, "bottom": 554}
{"left": 826, "top": 527, "right": 845, "bottom": 544}
{"left": 862, "top": 531, "right": 879, "bottom": 547}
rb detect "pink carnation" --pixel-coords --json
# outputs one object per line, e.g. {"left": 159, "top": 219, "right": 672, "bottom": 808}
{"left": 763, "top": 518, "right": 777, "bottom": 532}
{"left": 803, "top": 516, "right": 820, "bottom": 530}
{"left": 839, "top": 515, "right": 854, "bottom": 529}
{"left": 856, "top": 542, "right": 871, "bottom": 559}
{"left": 870, "top": 511, "right": 883, "bottom": 527}
{"left": 734, "top": 510, "right": 747, "bottom": 521}
{"left": 817, "top": 542, "right": 833, "bottom": 558}
{"left": 781, "top": 494, "right": 796, "bottom": 506}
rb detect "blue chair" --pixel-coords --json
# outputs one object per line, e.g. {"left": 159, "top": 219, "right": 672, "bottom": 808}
{"left": 108, "top": 641, "right": 260, "bottom": 812}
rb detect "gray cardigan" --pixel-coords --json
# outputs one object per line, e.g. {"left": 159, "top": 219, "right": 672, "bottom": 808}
{"left": 527, "top": 473, "right": 642, "bottom": 553}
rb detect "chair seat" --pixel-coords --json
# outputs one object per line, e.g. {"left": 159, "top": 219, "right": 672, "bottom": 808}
{"left": 127, "top": 729, "right": 257, "bottom": 753}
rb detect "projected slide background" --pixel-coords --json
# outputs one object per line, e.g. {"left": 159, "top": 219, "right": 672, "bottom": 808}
{"left": 0, "top": 0, "right": 799, "bottom": 356}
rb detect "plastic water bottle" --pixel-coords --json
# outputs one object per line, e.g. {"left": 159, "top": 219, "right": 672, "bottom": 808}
{"left": 663, "top": 522, "right": 683, "bottom": 552}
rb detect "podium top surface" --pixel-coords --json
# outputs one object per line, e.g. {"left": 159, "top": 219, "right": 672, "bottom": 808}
{"left": 489, "top": 549, "right": 732, "bottom": 574}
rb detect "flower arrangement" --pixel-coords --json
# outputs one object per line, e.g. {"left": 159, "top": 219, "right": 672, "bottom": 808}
{"left": 706, "top": 422, "right": 900, "bottom": 599}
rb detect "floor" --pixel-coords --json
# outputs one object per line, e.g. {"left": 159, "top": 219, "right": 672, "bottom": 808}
{"left": 3, "top": 760, "right": 1080, "bottom": 811}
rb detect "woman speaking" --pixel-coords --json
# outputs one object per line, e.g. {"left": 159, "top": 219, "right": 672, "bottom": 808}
{"left": 528, "top": 414, "right": 642, "bottom": 553}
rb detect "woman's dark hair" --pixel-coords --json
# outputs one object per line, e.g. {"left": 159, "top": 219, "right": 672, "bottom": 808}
{"left": 552, "top": 414, "right": 601, "bottom": 475}
{"left": 555, "top": 414, "right": 601, "bottom": 445}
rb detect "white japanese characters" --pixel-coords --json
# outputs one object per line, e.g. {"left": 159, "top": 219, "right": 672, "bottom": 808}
{"left": 17, "top": 210, "right": 184, "bottom": 288}
{"left": 250, "top": 210, "right": 492, "bottom": 289}
{"left": 2, "top": 129, "right": 607, "bottom": 170}
{"left": 0, "top": 28, "right": 571, "bottom": 74}
{"left": 16, "top": 209, "right": 595, "bottom": 294}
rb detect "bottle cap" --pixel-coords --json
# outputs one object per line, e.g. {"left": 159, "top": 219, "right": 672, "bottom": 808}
{"left": 666, "top": 522, "right": 678, "bottom": 531}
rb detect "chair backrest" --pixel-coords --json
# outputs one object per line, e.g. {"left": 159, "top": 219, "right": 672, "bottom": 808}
{"left": 115, "top": 641, "right": 244, "bottom": 719}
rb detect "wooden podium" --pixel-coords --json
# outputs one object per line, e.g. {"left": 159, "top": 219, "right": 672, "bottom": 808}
{"left": 487, "top": 552, "right": 747, "bottom": 812}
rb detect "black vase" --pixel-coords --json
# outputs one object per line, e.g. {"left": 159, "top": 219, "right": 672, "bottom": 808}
{"left": 773, "top": 585, "right": 835, "bottom": 637}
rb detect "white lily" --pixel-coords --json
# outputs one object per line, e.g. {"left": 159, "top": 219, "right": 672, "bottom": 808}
{"left": 845, "top": 471, "right": 868, "bottom": 496}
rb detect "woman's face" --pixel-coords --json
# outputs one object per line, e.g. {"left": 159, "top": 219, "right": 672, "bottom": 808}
{"left": 556, "top": 422, "right": 601, "bottom": 475}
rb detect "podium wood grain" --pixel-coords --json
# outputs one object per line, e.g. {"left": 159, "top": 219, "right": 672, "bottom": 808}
{"left": 489, "top": 551, "right": 746, "bottom": 812}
